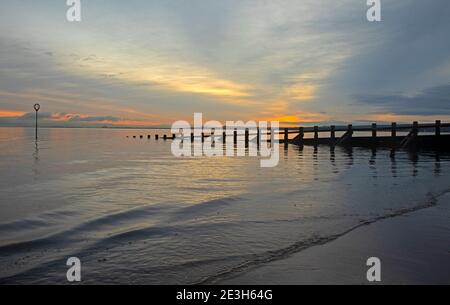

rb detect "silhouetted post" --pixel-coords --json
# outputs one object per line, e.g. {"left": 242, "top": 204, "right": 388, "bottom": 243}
{"left": 201, "top": 132, "right": 205, "bottom": 143}
{"left": 330, "top": 126, "right": 336, "bottom": 142}
{"left": 436, "top": 120, "right": 441, "bottom": 136}
{"left": 147, "top": 135, "right": 151, "bottom": 139}
{"left": 172, "top": 134, "right": 175, "bottom": 140}
{"left": 255, "top": 127, "right": 260, "bottom": 146}
{"left": 314, "top": 126, "right": 319, "bottom": 145}
{"left": 348, "top": 124, "right": 353, "bottom": 139}
{"left": 34, "top": 104, "right": 40, "bottom": 141}
{"left": 233, "top": 129, "right": 237, "bottom": 145}
{"left": 245, "top": 128, "right": 249, "bottom": 147}
{"left": 284, "top": 128, "right": 289, "bottom": 146}
{"left": 223, "top": 130, "right": 226, "bottom": 144}
{"left": 191, "top": 132, "right": 194, "bottom": 142}
{"left": 391, "top": 122, "right": 397, "bottom": 137}
{"left": 163, "top": 135, "right": 167, "bottom": 141}
{"left": 298, "top": 127, "right": 304, "bottom": 143}
{"left": 413, "top": 121, "right": 419, "bottom": 137}
{"left": 372, "top": 123, "right": 377, "bottom": 138}
{"left": 155, "top": 135, "right": 159, "bottom": 140}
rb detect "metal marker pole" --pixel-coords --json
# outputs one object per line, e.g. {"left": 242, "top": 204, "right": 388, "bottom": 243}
{"left": 34, "top": 103, "right": 40, "bottom": 141}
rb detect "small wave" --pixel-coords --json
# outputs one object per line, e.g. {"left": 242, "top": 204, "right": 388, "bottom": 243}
{"left": 0, "top": 196, "right": 241, "bottom": 255}
{"left": 168, "top": 196, "right": 242, "bottom": 222}
{"left": 0, "top": 204, "right": 168, "bottom": 254}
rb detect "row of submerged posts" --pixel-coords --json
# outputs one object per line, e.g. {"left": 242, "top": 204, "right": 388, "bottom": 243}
{"left": 127, "top": 120, "right": 449, "bottom": 150}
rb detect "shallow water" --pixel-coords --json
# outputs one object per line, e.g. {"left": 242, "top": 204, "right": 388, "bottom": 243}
{"left": 0, "top": 127, "right": 449, "bottom": 284}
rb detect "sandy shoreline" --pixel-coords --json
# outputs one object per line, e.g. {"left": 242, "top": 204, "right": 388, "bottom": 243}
{"left": 220, "top": 192, "right": 450, "bottom": 285}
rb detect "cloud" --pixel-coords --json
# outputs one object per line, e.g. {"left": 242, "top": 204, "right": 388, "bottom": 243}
{"left": 1, "top": 1, "right": 450, "bottom": 125}
{"left": 355, "top": 83, "right": 450, "bottom": 116}
{"left": 0, "top": 111, "right": 156, "bottom": 127}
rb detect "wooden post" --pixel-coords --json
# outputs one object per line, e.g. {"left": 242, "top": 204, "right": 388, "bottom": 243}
{"left": 233, "top": 129, "right": 237, "bottom": 145}
{"left": 284, "top": 128, "right": 289, "bottom": 145}
{"left": 191, "top": 132, "right": 194, "bottom": 142}
{"left": 436, "top": 120, "right": 441, "bottom": 136}
{"left": 348, "top": 124, "right": 353, "bottom": 140}
{"left": 298, "top": 127, "right": 304, "bottom": 141}
{"left": 372, "top": 123, "right": 377, "bottom": 138}
{"left": 413, "top": 121, "right": 419, "bottom": 137}
{"left": 245, "top": 128, "right": 249, "bottom": 147}
{"left": 314, "top": 126, "right": 319, "bottom": 145}
{"left": 201, "top": 132, "right": 205, "bottom": 143}
{"left": 223, "top": 130, "right": 226, "bottom": 144}
{"left": 391, "top": 122, "right": 397, "bottom": 137}
{"left": 257, "top": 127, "right": 260, "bottom": 146}
{"left": 330, "top": 126, "right": 336, "bottom": 142}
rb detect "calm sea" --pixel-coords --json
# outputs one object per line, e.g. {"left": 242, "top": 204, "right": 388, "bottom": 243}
{"left": 0, "top": 127, "right": 449, "bottom": 284}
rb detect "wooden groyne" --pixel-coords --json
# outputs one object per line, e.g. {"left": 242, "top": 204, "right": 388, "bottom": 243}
{"left": 128, "top": 120, "right": 450, "bottom": 151}
{"left": 287, "top": 121, "right": 449, "bottom": 150}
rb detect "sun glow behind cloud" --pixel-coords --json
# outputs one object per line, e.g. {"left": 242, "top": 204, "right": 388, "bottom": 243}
{"left": 0, "top": 110, "right": 26, "bottom": 117}
{"left": 64, "top": 49, "right": 253, "bottom": 100}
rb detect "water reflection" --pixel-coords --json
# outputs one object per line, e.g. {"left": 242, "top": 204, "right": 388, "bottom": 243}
{"left": 390, "top": 150, "right": 398, "bottom": 178}
{"left": 408, "top": 151, "right": 419, "bottom": 177}
{"left": 32, "top": 140, "right": 40, "bottom": 178}
{"left": 435, "top": 153, "right": 441, "bottom": 176}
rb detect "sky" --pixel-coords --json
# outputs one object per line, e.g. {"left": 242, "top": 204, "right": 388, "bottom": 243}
{"left": 0, "top": 0, "right": 450, "bottom": 127}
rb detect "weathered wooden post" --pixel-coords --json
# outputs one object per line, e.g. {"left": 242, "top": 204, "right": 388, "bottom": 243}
{"left": 413, "top": 121, "right": 419, "bottom": 137}
{"left": 298, "top": 127, "right": 304, "bottom": 143}
{"left": 256, "top": 127, "right": 260, "bottom": 146}
{"left": 314, "top": 126, "right": 319, "bottom": 145}
{"left": 245, "top": 128, "right": 249, "bottom": 147}
{"left": 391, "top": 122, "right": 397, "bottom": 137}
{"left": 436, "top": 120, "right": 441, "bottom": 136}
{"left": 284, "top": 128, "right": 289, "bottom": 147}
{"left": 233, "top": 129, "right": 237, "bottom": 145}
{"left": 330, "top": 125, "right": 336, "bottom": 142}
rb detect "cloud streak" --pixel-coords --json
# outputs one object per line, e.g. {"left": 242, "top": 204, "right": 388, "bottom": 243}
{"left": 355, "top": 83, "right": 450, "bottom": 116}
{"left": 0, "top": 111, "right": 157, "bottom": 127}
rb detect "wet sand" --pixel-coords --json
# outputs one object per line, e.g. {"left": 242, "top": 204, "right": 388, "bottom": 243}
{"left": 221, "top": 192, "right": 450, "bottom": 285}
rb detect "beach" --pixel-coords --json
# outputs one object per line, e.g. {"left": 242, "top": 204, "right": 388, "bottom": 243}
{"left": 221, "top": 191, "right": 450, "bottom": 285}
